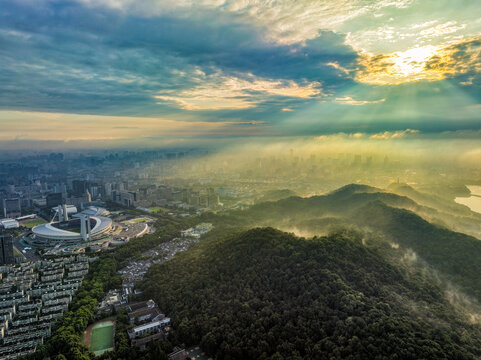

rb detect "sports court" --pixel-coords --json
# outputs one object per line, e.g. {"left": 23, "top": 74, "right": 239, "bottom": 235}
{"left": 85, "top": 320, "right": 115, "bottom": 356}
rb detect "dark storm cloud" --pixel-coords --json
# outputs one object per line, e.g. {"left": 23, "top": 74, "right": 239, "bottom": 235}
{"left": 0, "top": 0, "right": 357, "bottom": 117}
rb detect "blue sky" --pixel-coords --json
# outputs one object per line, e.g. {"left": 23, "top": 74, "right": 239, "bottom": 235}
{"left": 0, "top": 0, "right": 480, "bottom": 148}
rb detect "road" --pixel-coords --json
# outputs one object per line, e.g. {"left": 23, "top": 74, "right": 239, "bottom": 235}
{"left": 14, "top": 233, "right": 41, "bottom": 262}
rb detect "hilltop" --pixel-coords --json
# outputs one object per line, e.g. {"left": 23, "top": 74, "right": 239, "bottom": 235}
{"left": 140, "top": 227, "right": 481, "bottom": 360}
{"left": 203, "top": 184, "right": 481, "bottom": 301}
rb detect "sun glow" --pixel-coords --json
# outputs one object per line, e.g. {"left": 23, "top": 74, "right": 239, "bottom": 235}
{"left": 393, "top": 46, "right": 438, "bottom": 76}
{"left": 356, "top": 44, "right": 453, "bottom": 85}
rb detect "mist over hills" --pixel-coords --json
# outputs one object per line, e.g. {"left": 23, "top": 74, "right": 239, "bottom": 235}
{"left": 140, "top": 227, "right": 481, "bottom": 359}
{"left": 210, "top": 184, "right": 481, "bottom": 301}
{"left": 136, "top": 184, "right": 481, "bottom": 359}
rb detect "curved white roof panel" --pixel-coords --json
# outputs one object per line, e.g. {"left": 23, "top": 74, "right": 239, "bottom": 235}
{"left": 32, "top": 216, "right": 112, "bottom": 241}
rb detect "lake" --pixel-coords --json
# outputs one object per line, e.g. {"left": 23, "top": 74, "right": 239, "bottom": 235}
{"left": 455, "top": 185, "right": 481, "bottom": 214}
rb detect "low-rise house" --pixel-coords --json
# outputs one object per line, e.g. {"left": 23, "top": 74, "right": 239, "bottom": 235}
{"left": 131, "top": 332, "right": 165, "bottom": 350}
{"left": 168, "top": 347, "right": 188, "bottom": 360}
{"left": 127, "top": 318, "right": 170, "bottom": 340}
{"left": 127, "top": 299, "right": 164, "bottom": 324}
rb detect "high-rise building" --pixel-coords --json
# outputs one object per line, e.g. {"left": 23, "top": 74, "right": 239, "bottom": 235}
{"left": 0, "top": 234, "right": 14, "bottom": 265}
{"left": 89, "top": 186, "right": 99, "bottom": 199}
{"left": 3, "top": 198, "right": 21, "bottom": 218}
{"left": 72, "top": 180, "right": 88, "bottom": 196}
{"left": 104, "top": 183, "right": 112, "bottom": 198}
{"left": 46, "top": 192, "right": 63, "bottom": 208}
{"left": 111, "top": 190, "right": 137, "bottom": 207}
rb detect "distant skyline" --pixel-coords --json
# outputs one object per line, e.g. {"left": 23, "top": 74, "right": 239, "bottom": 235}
{"left": 0, "top": 0, "right": 480, "bottom": 148}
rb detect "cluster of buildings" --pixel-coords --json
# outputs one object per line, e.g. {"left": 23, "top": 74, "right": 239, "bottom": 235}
{"left": 109, "top": 184, "right": 221, "bottom": 210}
{"left": 119, "top": 258, "right": 159, "bottom": 299}
{"left": 118, "top": 224, "right": 212, "bottom": 303}
{"left": 111, "top": 190, "right": 138, "bottom": 207}
{"left": 125, "top": 300, "right": 171, "bottom": 350}
{"left": 0, "top": 255, "right": 92, "bottom": 359}
{"left": 181, "top": 223, "right": 213, "bottom": 239}
{"left": 97, "top": 295, "right": 177, "bottom": 353}
{"left": 144, "top": 185, "right": 220, "bottom": 209}
{"left": 0, "top": 150, "right": 232, "bottom": 238}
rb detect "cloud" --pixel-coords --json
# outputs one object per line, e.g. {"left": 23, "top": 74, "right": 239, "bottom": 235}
{"left": 356, "top": 37, "right": 481, "bottom": 85}
{"left": 73, "top": 0, "right": 481, "bottom": 58}
{"left": 75, "top": 0, "right": 414, "bottom": 46}
{"left": 370, "top": 129, "right": 419, "bottom": 140}
{"left": 0, "top": 0, "right": 355, "bottom": 117}
{"left": 425, "top": 37, "right": 481, "bottom": 77}
{"left": 154, "top": 71, "right": 323, "bottom": 110}
{"left": 0, "top": 110, "right": 269, "bottom": 142}
{"left": 314, "top": 129, "right": 421, "bottom": 142}
{"left": 0, "top": 0, "right": 480, "bottom": 146}
{"left": 346, "top": 20, "right": 469, "bottom": 54}
{"left": 335, "top": 96, "right": 385, "bottom": 106}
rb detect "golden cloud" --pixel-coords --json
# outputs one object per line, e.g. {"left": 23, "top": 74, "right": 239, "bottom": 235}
{"left": 155, "top": 72, "right": 323, "bottom": 111}
{"left": 355, "top": 37, "right": 481, "bottom": 85}
{"left": 335, "top": 96, "right": 386, "bottom": 105}
{"left": 370, "top": 129, "right": 419, "bottom": 140}
{"left": 0, "top": 111, "right": 268, "bottom": 142}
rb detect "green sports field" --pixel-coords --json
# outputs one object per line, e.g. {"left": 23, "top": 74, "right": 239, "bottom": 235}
{"left": 21, "top": 219, "right": 46, "bottom": 228}
{"left": 90, "top": 320, "right": 115, "bottom": 356}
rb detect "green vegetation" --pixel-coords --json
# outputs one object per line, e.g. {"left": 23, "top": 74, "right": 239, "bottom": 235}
{"left": 201, "top": 184, "right": 481, "bottom": 302}
{"left": 139, "top": 227, "right": 481, "bottom": 359}
{"left": 387, "top": 183, "right": 481, "bottom": 236}
{"left": 256, "top": 189, "right": 297, "bottom": 203}
{"left": 149, "top": 207, "right": 169, "bottom": 214}
{"left": 21, "top": 219, "right": 47, "bottom": 228}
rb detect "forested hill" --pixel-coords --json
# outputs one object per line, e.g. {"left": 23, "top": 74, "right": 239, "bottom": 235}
{"left": 204, "top": 184, "right": 481, "bottom": 302}
{"left": 139, "top": 228, "right": 481, "bottom": 360}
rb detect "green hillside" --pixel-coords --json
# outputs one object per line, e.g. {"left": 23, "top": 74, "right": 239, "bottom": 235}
{"left": 203, "top": 184, "right": 481, "bottom": 302}
{"left": 139, "top": 228, "right": 481, "bottom": 360}
{"left": 387, "top": 183, "right": 481, "bottom": 235}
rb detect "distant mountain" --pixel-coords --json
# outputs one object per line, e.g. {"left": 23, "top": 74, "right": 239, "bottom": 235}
{"left": 387, "top": 182, "right": 481, "bottom": 236}
{"left": 140, "top": 228, "right": 481, "bottom": 360}
{"left": 257, "top": 189, "right": 298, "bottom": 203}
{"left": 205, "top": 184, "right": 481, "bottom": 301}
{"left": 352, "top": 201, "right": 481, "bottom": 300}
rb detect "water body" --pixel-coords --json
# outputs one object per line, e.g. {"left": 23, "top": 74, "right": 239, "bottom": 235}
{"left": 455, "top": 186, "right": 481, "bottom": 214}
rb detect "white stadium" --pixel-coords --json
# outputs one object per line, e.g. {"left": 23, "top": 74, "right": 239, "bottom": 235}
{"left": 30, "top": 205, "right": 113, "bottom": 246}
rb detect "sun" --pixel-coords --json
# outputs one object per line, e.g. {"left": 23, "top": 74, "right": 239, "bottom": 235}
{"left": 356, "top": 44, "right": 449, "bottom": 85}
{"left": 392, "top": 46, "right": 438, "bottom": 77}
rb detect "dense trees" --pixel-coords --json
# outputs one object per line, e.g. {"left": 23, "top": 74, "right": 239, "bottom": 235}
{"left": 140, "top": 227, "right": 481, "bottom": 360}
{"left": 202, "top": 184, "right": 481, "bottom": 302}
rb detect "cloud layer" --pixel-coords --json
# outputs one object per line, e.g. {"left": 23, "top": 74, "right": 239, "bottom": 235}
{"left": 0, "top": 0, "right": 480, "bottom": 147}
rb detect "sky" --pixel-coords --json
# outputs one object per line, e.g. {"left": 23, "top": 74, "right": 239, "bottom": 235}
{"left": 0, "top": 0, "right": 480, "bottom": 148}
